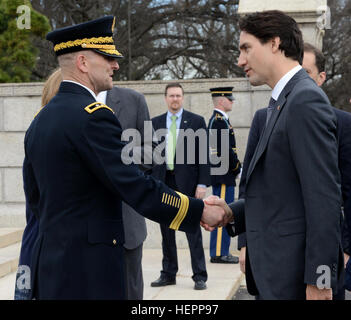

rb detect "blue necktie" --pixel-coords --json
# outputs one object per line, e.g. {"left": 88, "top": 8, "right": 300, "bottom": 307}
{"left": 266, "top": 97, "right": 276, "bottom": 126}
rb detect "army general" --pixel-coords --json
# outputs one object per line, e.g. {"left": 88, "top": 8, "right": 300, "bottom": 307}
{"left": 23, "top": 16, "right": 227, "bottom": 300}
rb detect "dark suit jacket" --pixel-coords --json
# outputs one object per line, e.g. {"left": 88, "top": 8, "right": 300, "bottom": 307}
{"left": 24, "top": 82, "right": 204, "bottom": 299}
{"left": 106, "top": 86, "right": 151, "bottom": 250}
{"left": 238, "top": 108, "right": 351, "bottom": 254}
{"left": 227, "top": 69, "right": 343, "bottom": 299}
{"left": 335, "top": 108, "right": 351, "bottom": 255}
{"left": 151, "top": 109, "right": 211, "bottom": 196}
{"left": 237, "top": 108, "right": 266, "bottom": 249}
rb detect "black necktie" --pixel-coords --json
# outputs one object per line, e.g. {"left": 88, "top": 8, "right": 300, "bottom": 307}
{"left": 266, "top": 97, "right": 276, "bottom": 126}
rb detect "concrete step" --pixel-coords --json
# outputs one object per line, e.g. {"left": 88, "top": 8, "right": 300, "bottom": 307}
{"left": 0, "top": 271, "right": 16, "bottom": 300}
{"left": 0, "top": 242, "right": 21, "bottom": 279}
{"left": 0, "top": 228, "right": 23, "bottom": 249}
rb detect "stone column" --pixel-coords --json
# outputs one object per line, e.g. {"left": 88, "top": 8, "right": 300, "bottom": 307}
{"left": 238, "top": 0, "right": 329, "bottom": 50}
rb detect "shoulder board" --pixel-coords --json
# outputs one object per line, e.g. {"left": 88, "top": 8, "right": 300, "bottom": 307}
{"left": 210, "top": 114, "right": 230, "bottom": 130}
{"left": 33, "top": 107, "right": 43, "bottom": 119}
{"left": 84, "top": 102, "right": 114, "bottom": 114}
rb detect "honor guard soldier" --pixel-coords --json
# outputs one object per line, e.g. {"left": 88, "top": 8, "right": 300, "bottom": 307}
{"left": 22, "top": 16, "right": 225, "bottom": 300}
{"left": 208, "top": 87, "right": 241, "bottom": 264}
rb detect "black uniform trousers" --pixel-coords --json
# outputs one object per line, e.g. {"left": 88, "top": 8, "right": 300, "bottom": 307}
{"left": 160, "top": 170, "right": 207, "bottom": 282}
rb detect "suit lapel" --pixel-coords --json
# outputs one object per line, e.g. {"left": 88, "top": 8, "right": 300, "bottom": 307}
{"left": 246, "top": 69, "right": 307, "bottom": 183}
{"left": 246, "top": 95, "right": 286, "bottom": 178}
{"left": 167, "top": 109, "right": 190, "bottom": 162}
{"left": 155, "top": 113, "right": 167, "bottom": 140}
{"left": 179, "top": 110, "right": 192, "bottom": 130}
{"left": 161, "top": 112, "right": 168, "bottom": 129}
{"left": 106, "top": 89, "right": 122, "bottom": 118}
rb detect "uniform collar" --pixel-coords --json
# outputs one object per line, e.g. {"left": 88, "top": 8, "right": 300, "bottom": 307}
{"left": 63, "top": 80, "right": 98, "bottom": 101}
{"left": 214, "top": 108, "right": 229, "bottom": 120}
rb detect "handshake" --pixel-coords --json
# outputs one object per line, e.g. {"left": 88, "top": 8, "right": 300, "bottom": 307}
{"left": 200, "top": 196, "right": 233, "bottom": 231}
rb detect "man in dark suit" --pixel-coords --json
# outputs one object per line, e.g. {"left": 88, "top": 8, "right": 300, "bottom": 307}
{"left": 207, "top": 10, "right": 344, "bottom": 300}
{"left": 97, "top": 87, "right": 153, "bottom": 299}
{"left": 24, "top": 16, "right": 226, "bottom": 299}
{"left": 150, "top": 83, "right": 210, "bottom": 290}
{"left": 208, "top": 87, "right": 241, "bottom": 264}
{"left": 237, "top": 43, "right": 351, "bottom": 300}
{"left": 302, "top": 43, "right": 351, "bottom": 297}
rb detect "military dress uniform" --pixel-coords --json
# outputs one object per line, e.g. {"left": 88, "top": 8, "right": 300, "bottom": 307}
{"left": 23, "top": 16, "right": 204, "bottom": 300}
{"left": 208, "top": 87, "right": 241, "bottom": 263}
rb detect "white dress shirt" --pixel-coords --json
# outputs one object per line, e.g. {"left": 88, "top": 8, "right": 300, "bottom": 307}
{"left": 271, "top": 65, "right": 302, "bottom": 101}
{"left": 96, "top": 90, "right": 107, "bottom": 104}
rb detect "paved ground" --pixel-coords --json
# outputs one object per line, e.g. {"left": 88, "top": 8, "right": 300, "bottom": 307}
{"left": 0, "top": 271, "right": 15, "bottom": 300}
{"left": 143, "top": 249, "right": 243, "bottom": 300}
{"left": 2, "top": 247, "right": 349, "bottom": 300}
{"left": 232, "top": 278, "right": 351, "bottom": 300}
{"left": 0, "top": 248, "right": 243, "bottom": 300}
{"left": 232, "top": 277, "right": 255, "bottom": 300}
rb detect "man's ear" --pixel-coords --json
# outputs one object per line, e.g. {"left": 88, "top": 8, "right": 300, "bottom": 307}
{"left": 271, "top": 36, "right": 281, "bottom": 53}
{"left": 76, "top": 53, "right": 89, "bottom": 73}
{"left": 317, "top": 71, "right": 326, "bottom": 87}
{"left": 217, "top": 97, "right": 225, "bottom": 107}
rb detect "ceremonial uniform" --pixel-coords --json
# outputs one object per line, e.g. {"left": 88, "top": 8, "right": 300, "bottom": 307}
{"left": 208, "top": 87, "right": 241, "bottom": 262}
{"left": 23, "top": 16, "right": 204, "bottom": 300}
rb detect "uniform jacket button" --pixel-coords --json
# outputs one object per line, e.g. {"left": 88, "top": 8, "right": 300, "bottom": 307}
{"left": 113, "top": 239, "right": 117, "bottom": 245}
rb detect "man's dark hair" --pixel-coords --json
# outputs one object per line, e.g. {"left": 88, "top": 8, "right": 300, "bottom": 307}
{"left": 304, "top": 43, "right": 326, "bottom": 73}
{"left": 165, "top": 83, "right": 184, "bottom": 96}
{"left": 239, "top": 10, "right": 304, "bottom": 65}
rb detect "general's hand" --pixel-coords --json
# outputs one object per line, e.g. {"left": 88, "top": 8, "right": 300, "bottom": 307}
{"left": 204, "top": 196, "right": 233, "bottom": 224}
{"left": 239, "top": 247, "right": 246, "bottom": 274}
{"left": 306, "top": 284, "right": 332, "bottom": 300}
{"left": 195, "top": 186, "right": 207, "bottom": 199}
{"left": 344, "top": 253, "right": 350, "bottom": 268}
{"left": 200, "top": 196, "right": 227, "bottom": 231}
{"left": 200, "top": 220, "right": 215, "bottom": 232}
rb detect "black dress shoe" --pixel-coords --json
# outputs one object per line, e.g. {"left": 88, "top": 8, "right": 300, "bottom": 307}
{"left": 210, "top": 254, "right": 239, "bottom": 264}
{"left": 151, "top": 276, "right": 176, "bottom": 287}
{"left": 194, "top": 280, "right": 207, "bottom": 290}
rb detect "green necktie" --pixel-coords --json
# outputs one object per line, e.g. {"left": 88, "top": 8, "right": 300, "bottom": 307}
{"left": 168, "top": 115, "right": 177, "bottom": 170}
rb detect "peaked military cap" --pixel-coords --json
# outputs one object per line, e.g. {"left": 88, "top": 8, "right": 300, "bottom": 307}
{"left": 46, "top": 16, "right": 123, "bottom": 59}
{"left": 210, "top": 87, "right": 235, "bottom": 101}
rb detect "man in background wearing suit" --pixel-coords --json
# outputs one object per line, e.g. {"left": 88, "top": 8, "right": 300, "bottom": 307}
{"left": 208, "top": 10, "right": 344, "bottom": 300}
{"left": 97, "top": 87, "right": 153, "bottom": 299}
{"left": 302, "top": 43, "right": 351, "bottom": 298}
{"left": 150, "top": 83, "right": 210, "bottom": 290}
{"left": 208, "top": 87, "right": 241, "bottom": 264}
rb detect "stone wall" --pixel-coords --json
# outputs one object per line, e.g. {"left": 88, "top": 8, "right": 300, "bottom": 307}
{"left": 0, "top": 79, "right": 271, "bottom": 248}
{"left": 238, "top": 0, "right": 327, "bottom": 50}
